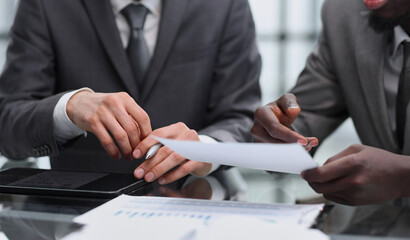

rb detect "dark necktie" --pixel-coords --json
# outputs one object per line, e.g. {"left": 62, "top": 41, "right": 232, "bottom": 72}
{"left": 396, "top": 41, "right": 410, "bottom": 149}
{"left": 121, "top": 4, "right": 150, "bottom": 90}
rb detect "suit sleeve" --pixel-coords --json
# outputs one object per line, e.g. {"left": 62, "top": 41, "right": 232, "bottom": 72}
{"left": 0, "top": 0, "right": 63, "bottom": 159}
{"left": 290, "top": 0, "right": 349, "bottom": 145}
{"left": 198, "top": 0, "right": 262, "bottom": 143}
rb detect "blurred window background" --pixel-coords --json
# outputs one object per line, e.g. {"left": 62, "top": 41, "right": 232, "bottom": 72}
{"left": 247, "top": 0, "right": 360, "bottom": 167}
{"left": 245, "top": 0, "right": 360, "bottom": 202}
{"left": 0, "top": 0, "right": 361, "bottom": 201}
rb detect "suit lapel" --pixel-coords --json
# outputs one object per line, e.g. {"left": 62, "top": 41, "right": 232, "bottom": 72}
{"left": 82, "top": 0, "right": 140, "bottom": 99}
{"left": 140, "top": 0, "right": 189, "bottom": 103}
{"left": 355, "top": 11, "right": 399, "bottom": 152}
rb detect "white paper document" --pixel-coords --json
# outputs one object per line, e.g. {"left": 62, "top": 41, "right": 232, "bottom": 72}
{"left": 156, "top": 137, "right": 317, "bottom": 174}
{"left": 63, "top": 195, "right": 328, "bottom": 240}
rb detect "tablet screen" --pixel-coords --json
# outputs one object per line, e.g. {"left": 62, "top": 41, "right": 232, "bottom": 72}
{"left": 0, "top": 168, "right": 148, "bottom": 198}
{"left": 10, "top": 171, "right": 108, "bottom": 189}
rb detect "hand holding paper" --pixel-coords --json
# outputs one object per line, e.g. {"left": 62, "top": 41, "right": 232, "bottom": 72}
{"left": 155, "top": 137, "right": 317, "bottom": 174}
{"left": 133, "top": 123, "right": 212, "bottom": 185}
{"left": 251, "top": 94, "right": 319, "bottom": 151}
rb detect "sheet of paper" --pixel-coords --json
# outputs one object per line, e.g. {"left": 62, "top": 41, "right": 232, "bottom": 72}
{"left": 63, "top": 217, "right": 329, "bottom": 240}
{"left": 156, "top": 137, "right": 317, "bottom": 174}
{"left": 74, "top": 195, "right": 323, "bottom": 228}
{"left": 63, "top": 218, "right": 198, "bottom": 240}
{"left": 63, "top": 195, "right": 327, "bottom": 240}
{"left": 197, "top": 216, "right": 329, "bottom": 240}
{"left": 64, "top": 216, "right": 329, "bottom": 240}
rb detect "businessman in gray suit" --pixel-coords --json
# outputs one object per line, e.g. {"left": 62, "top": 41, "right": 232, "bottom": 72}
{"left": 252, "top": 0, "right": 410, "bottom": 205}
{"left": 0, "top": 0, "right": 261, "bottom": 184}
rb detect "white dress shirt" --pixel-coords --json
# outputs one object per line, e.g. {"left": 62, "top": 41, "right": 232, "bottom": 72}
{"left": 52, "top": 0, "right": 219, "bottom": 172}
{"left": 383, "top": 26, "right": 410, "bottom": 136}
{"left": 111, "top": 0, "right": 161, "bottom": 56}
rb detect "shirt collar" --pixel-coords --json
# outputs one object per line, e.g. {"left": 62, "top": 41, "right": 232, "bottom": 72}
{"left": 111, "top": 0, "right": 161, "bottom": 17}
{"left": 392, "top": 26, "right": 410, "bottom": 57}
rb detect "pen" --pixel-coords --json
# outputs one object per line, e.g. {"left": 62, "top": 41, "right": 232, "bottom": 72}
{"left": 146, "top": 143, "right": 163, "bottom": 159}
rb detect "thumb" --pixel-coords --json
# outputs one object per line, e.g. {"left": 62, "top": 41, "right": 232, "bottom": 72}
{"left": 286, "top": 106, "right": 301, "bottom": 124}
{"left": 277, "top": 93, "right": 300, "bottom": 127}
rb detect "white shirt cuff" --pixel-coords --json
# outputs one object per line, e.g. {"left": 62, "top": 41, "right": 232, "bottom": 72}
{"left": 53, "top": 88, "right": 94, "bottom": 143}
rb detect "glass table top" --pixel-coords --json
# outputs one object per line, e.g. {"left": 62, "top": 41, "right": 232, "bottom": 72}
{"left": 0, "top": 161, "right": 408, "bottom": 240}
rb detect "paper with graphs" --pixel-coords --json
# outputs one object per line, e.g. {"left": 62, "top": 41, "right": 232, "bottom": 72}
{"left": 156, "top": 137, "right": 317, "bottom": 174}
{"left": 64, "top": 195, "right": 328, "bottom": 240}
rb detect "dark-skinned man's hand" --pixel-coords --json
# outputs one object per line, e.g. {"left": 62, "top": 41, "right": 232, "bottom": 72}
{"left": 302, "top": 144, "right": 410, "bottom": 206}
{"left": 251, "top": 93, "right": 318, "bottom": 151}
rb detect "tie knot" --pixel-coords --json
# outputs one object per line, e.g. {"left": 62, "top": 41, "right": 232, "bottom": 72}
{"left": 121, "top": 4, "right": 149, "bottom": 30}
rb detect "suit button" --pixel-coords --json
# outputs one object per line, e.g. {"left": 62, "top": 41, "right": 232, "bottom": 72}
{"left": 33, "top": 145, "right": 51, "bottom": 157}
{"left": 44, "top": 145, "right": 51, "bottom": 155}
{"left": 32, "top": 148, "right": 39, "bottom": 157}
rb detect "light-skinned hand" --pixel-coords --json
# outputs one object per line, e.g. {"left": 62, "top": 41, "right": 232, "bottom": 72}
{"left": 133, "top": 122, "right": 212, "bottom": 185}
{"left": 67, "top": 91, "right": 152, "bottom": 161}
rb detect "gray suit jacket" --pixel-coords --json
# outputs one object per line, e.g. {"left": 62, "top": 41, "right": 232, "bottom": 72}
{"left": 0, "top": 0, "right": 261, "bottom": 172}
{"left": 291, "top": 0, "right": 409, "bottom": 155}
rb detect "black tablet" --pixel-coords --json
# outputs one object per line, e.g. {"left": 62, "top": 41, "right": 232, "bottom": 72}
{"left": 0, "top": 168, "right": 149, "bottom": 198}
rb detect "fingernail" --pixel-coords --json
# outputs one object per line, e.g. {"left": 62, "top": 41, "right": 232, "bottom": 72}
{"left": 145, "top": 172, "right": 155, "bottom": 182}
{"left": 297, "top": 139, "right": 307, "bottom": 145}
{"left": 158, "top": 178, "right": 166, "bottom": 185}
{"left": 135, "top": 168, "right": 144, "bottom": 179}
{"left": 133, "top": 149, "right": 142, "bottom": 159}
{"left": 288, "top": 103, "right": 299, "bottom": 109}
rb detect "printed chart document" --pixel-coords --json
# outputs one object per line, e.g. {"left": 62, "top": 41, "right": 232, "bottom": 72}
{"left": 156, "top": 137, "right": 317, "bottom": 174}
{"left": 63, "top": 195, "right": 328, "bottom": 240}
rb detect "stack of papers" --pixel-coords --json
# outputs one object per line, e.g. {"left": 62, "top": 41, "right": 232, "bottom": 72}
{"left": 63, "top": 195, "right": 328, "bottom": 240}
